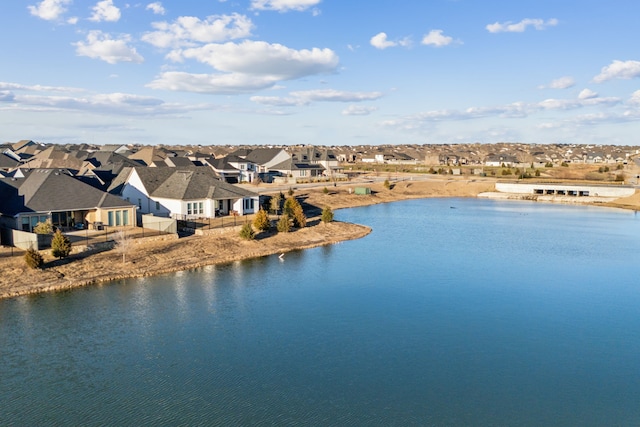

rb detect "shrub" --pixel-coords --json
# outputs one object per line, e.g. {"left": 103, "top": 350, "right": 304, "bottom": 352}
{"left": 292, "top": 204, "right": 307, "bottom": 228}
{"left": 383, "top": 179, "right": 390, "bottom": 189}
{"left": 535, "top": 169, "right": 541, "bottom": 177}
{"left": 51, "top": 230, "right": 71, "bottom": 259}
{"left": 323, "top": 186, "right": 329, "bottom": 194}
{"left": 253, "top": 209, "right": 271, "bottom": 231}
{"left": 283, "top": 197, "right": 297, "bottom": 217}
{"left": 615, "top": 173, "right": 625, "bottom": 182}
{"left": 276, "top": 215, "right": 291, "bottom": 233}
{"left": 545, "top": 162, "right": 553, "bottom": 168}
{"left": 321, "top": 206, "right": 334, "bottom": 224}
{"left": 287, "top": 187, "right": 294, "bottom": 196}
{"left": 33, "top": 220, "right": 53, "bottom": 234}
{"left": 24, "top": 248, "right": 44, "bottom": 269}
{"left": 239, "top": 223, "right": 255, "bottom": 240}
{"left": 561, "top": 161, "right": 569, "bottom": 167}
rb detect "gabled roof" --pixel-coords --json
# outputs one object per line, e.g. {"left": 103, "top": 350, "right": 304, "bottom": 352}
{"left": 0, "top": 153, "right": 19, "bottom": 169}
{"left": 244, "top": 148, "right": 288, "bottom": 165}
{"left": 270, "top": 158, "right": 325, "bottom": 172}
{"left": 111, "top": 167, "right": 257, "bottom": 201}
{"left": 0, "top": 169, "right": 134, "bottom": 216}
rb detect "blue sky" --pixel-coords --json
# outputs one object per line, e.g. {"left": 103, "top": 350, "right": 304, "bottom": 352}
{"left": 2, "top": 0, "right": 640, "bottom": 146}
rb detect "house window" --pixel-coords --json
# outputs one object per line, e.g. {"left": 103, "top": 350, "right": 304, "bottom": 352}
{"left": 108, "top": 211, "right": 114, "bottom": 226}
{"left": 198, "top": 202, "right": 203, "bottom": 214}
{"left": 155, "top": 201, "right": 160, "bottom": 211}
{"left": 138, "top": 198, "right": 142, "bottom": 209}
{"left": 187, "top": 203, "right": 192, "bottom": 215}
{"left": 250, "top": 199, "right": 254, "bottom": 209}
{"left": 116, "top": 211, "right": 122, "bottom": 226}
{"left": 300, "top": 170, "right": 307, "bottom": 177}
{"left": 123, "top": 210, "right": 129, "bottom": 225}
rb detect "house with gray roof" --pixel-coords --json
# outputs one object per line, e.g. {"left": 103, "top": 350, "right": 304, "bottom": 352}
{"left": 109, "top": 166, "right": 259, "bottom": 220}
{"left": 0, "top": 169, "right": 136, "bottom": 232}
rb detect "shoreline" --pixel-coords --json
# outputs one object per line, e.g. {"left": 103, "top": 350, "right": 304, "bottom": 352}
{"left": 1, "top": 177, "right": 638, "bottom": 300}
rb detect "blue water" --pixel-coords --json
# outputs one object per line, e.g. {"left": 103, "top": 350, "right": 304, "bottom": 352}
{"left": 2, "top": 198, "right": 640, "bottom": 426}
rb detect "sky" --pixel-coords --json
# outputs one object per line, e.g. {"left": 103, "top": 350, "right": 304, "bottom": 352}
{"left": 1, "top": 0, "right": 640, "bottom": 147}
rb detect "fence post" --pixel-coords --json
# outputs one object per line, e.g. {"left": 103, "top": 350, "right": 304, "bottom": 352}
{"left": 105, "top": 226, "right": 108, "bottom": 242}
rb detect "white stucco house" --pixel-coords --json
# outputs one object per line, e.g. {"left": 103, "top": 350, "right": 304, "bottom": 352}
{"left": 109, "top": 166, "right": 260, "bottom": 221}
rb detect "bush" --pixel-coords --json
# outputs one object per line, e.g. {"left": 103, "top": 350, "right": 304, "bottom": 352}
{"left": 321, "top": 206, "right": 334, "bottom": 224}
{"left": 24, "top": 248, "right": 44, "bottom": 269}
{"left": 292, "top": 204, "right": 307, "bottom": 228}
{"left": 323, "top": 186, "right": 329, "bottom": 194}
{"left": 287, "top": 187, "right": 294, "bottom": 196}
{"left": 239, "top": 223, "right": 255, "bottom": 240}
{"left": 535, "top": 169, "right": 541, "bottom": 177}
{"left": 277, "top": 215, "right": 291, "bottom": 232}
{"left": 51, "top": 230, "right": 71, "bottom": 259}
{"left": 615, "top": 173, "right": 625, "bottom": 182}
{"left": 283, "top": 196, "right": 297, "bottom": 217}
{"left": 383, "top": 179, "right": 390, "bottom": 189}
{"left": 253, "top": 209, "right": 271, "bottom": 231}
{"left": 33, "top": 220, "right": 53, "bottom": 234}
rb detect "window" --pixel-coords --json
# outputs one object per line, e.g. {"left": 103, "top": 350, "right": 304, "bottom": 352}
{"left": 300, "top": 170, "right": 307, "bottom": 177}
{"left": 155, "top": 201, "right": 160, "bottom": 211}
{"left": 198, "top": 202, "right": 203, "bottom": 214}
{"left": 123, "top": 210, "right": 129, "bottom": 225}
{"left": 116, "top": 210, "right": 121, "bottom": 226}
{"left": 108, "top": 211, "right": 114, "bottom": 226}
{"left": 187, "top": 203, "right": 192, "bottom": 215}
{"left": 250, "top": 199, "right": 254, "bottom": 209}
{"left": 138, "top": 198, "right": 142, "bottom": 209}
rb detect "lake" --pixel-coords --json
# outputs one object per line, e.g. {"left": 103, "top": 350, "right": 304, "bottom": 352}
{"left": 1, "top": 198, "right": 640, "bottom": 426}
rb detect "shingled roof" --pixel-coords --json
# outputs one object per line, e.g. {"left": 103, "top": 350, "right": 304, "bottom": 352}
{"left": 110, "top": 167, "right": 257, "bottom": 201}
{"left": 0, "top": 169, "right": 134, "bottom": 216}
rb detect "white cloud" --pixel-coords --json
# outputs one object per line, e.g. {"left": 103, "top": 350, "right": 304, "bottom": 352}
{"left": 89, "top": 0, "right": 121, "bottom": 22}
{"left": 0, "top": 82, "right": 85, "bottom": 93}
{"left": 421, "top": 30, "right": 454, "bottom": 47}
{"left": 250, "top": 0, "right": 321, "bottom": 12}
{"left": 592, "top": 60, "right": 640, "bottom": 83}
{"left": 251, "top": 89, "right": 382, "bottom": 107}
{"left": 146, "top": 2, "right": 165, "bottom": 15}
{"left": 486, "top": 18, "right": 558, "bottom": 33}
{"left": 539, "top": 76, "right": 575, "bottom": 89}
{"left": 27, "top": 0, "right": 71, "bottom": 21}
{"left": 370, "top": 32, "right": 396, "bottom": 49}
{"left": 67, "top": 16, "right": 78, "bottom": 24}
{"left": 250, "top": 96, "right": 307, "bottom": 106}
{"left": 147, "top": 72, "right": 278, "bottom": 94}
{"left": 151, "top": 40, "right": 338, "bottom": 94}
{"left": 289, "top": 89, "right": 382, "bottom": 102}
{"left": 578, "top": 88, "right": 598, "bottom": 100}
{"left": 629, "top": 90, "right": 640, "bottom": 104}
{"left": 74, "top": 31, "right": 144, "bottom": 64}
{"left": 170, "top": 40, "right": 338, "bottom": 80}
{"left": 342, "top": 105, "right": 378, "bottom": 116}
{"left": 142, "top": 14, "right": 253, "bottom": 48}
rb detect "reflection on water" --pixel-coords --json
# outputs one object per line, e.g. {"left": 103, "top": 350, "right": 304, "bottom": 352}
{"left": 1, "top": 198, "right": 640, "bottom": 426}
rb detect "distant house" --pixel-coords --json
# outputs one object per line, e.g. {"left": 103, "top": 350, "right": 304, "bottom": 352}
{"left": 0, "top": 169, "right": 136, "bottom": 232}
{"left": 109, "top": 166, "right": 259, "bottom": 220}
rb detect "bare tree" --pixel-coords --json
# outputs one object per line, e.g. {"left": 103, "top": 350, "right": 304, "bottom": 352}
{"left": 113, "top": 230, "right": 133, "bottom": 263}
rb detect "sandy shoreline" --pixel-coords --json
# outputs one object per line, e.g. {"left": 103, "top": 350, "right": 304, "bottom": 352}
{"left": 1, "top": 176, "right": 638, "bottom": 300}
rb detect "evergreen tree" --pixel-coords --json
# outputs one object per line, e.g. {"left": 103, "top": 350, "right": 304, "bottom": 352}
{"left": 283, "top": 196, "right": 297, "bottom": 217}
{"left": 239, "top": 223, "right": 255, "bottom": 240}
{"left": 277, "top": 214, "right": 291, "bottom": 233}
{"left": 269, "top": 193, "right": 282, "bottom": 215}
{"left": 24, "top": 248, "right": 44, "bottom": 269}
{"left": 51, "top": 229, "right": 71, "bottom": 259}
{"left": 33, "top": 220, "right": 53, "bottom": 234}
{"left": 321, "top": 206, "right": 334, "bottom": 224}
{"left": 253, "top": 208, "right": 271, "bottom": 231}
{"left": 292, "top": 203, "right": 307, "bottom": 228}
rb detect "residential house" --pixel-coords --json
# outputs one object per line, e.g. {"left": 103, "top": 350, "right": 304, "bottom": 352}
{"left": 109, "top": 166, "right": 259, "bottom": 221}
{"left": 0, "top": 169, "right": 136, "bottom": 232}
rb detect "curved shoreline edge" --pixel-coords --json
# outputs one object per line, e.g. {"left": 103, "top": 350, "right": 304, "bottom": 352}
{"left": 1, "top": 177, "right": 638, "bottom": 301}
